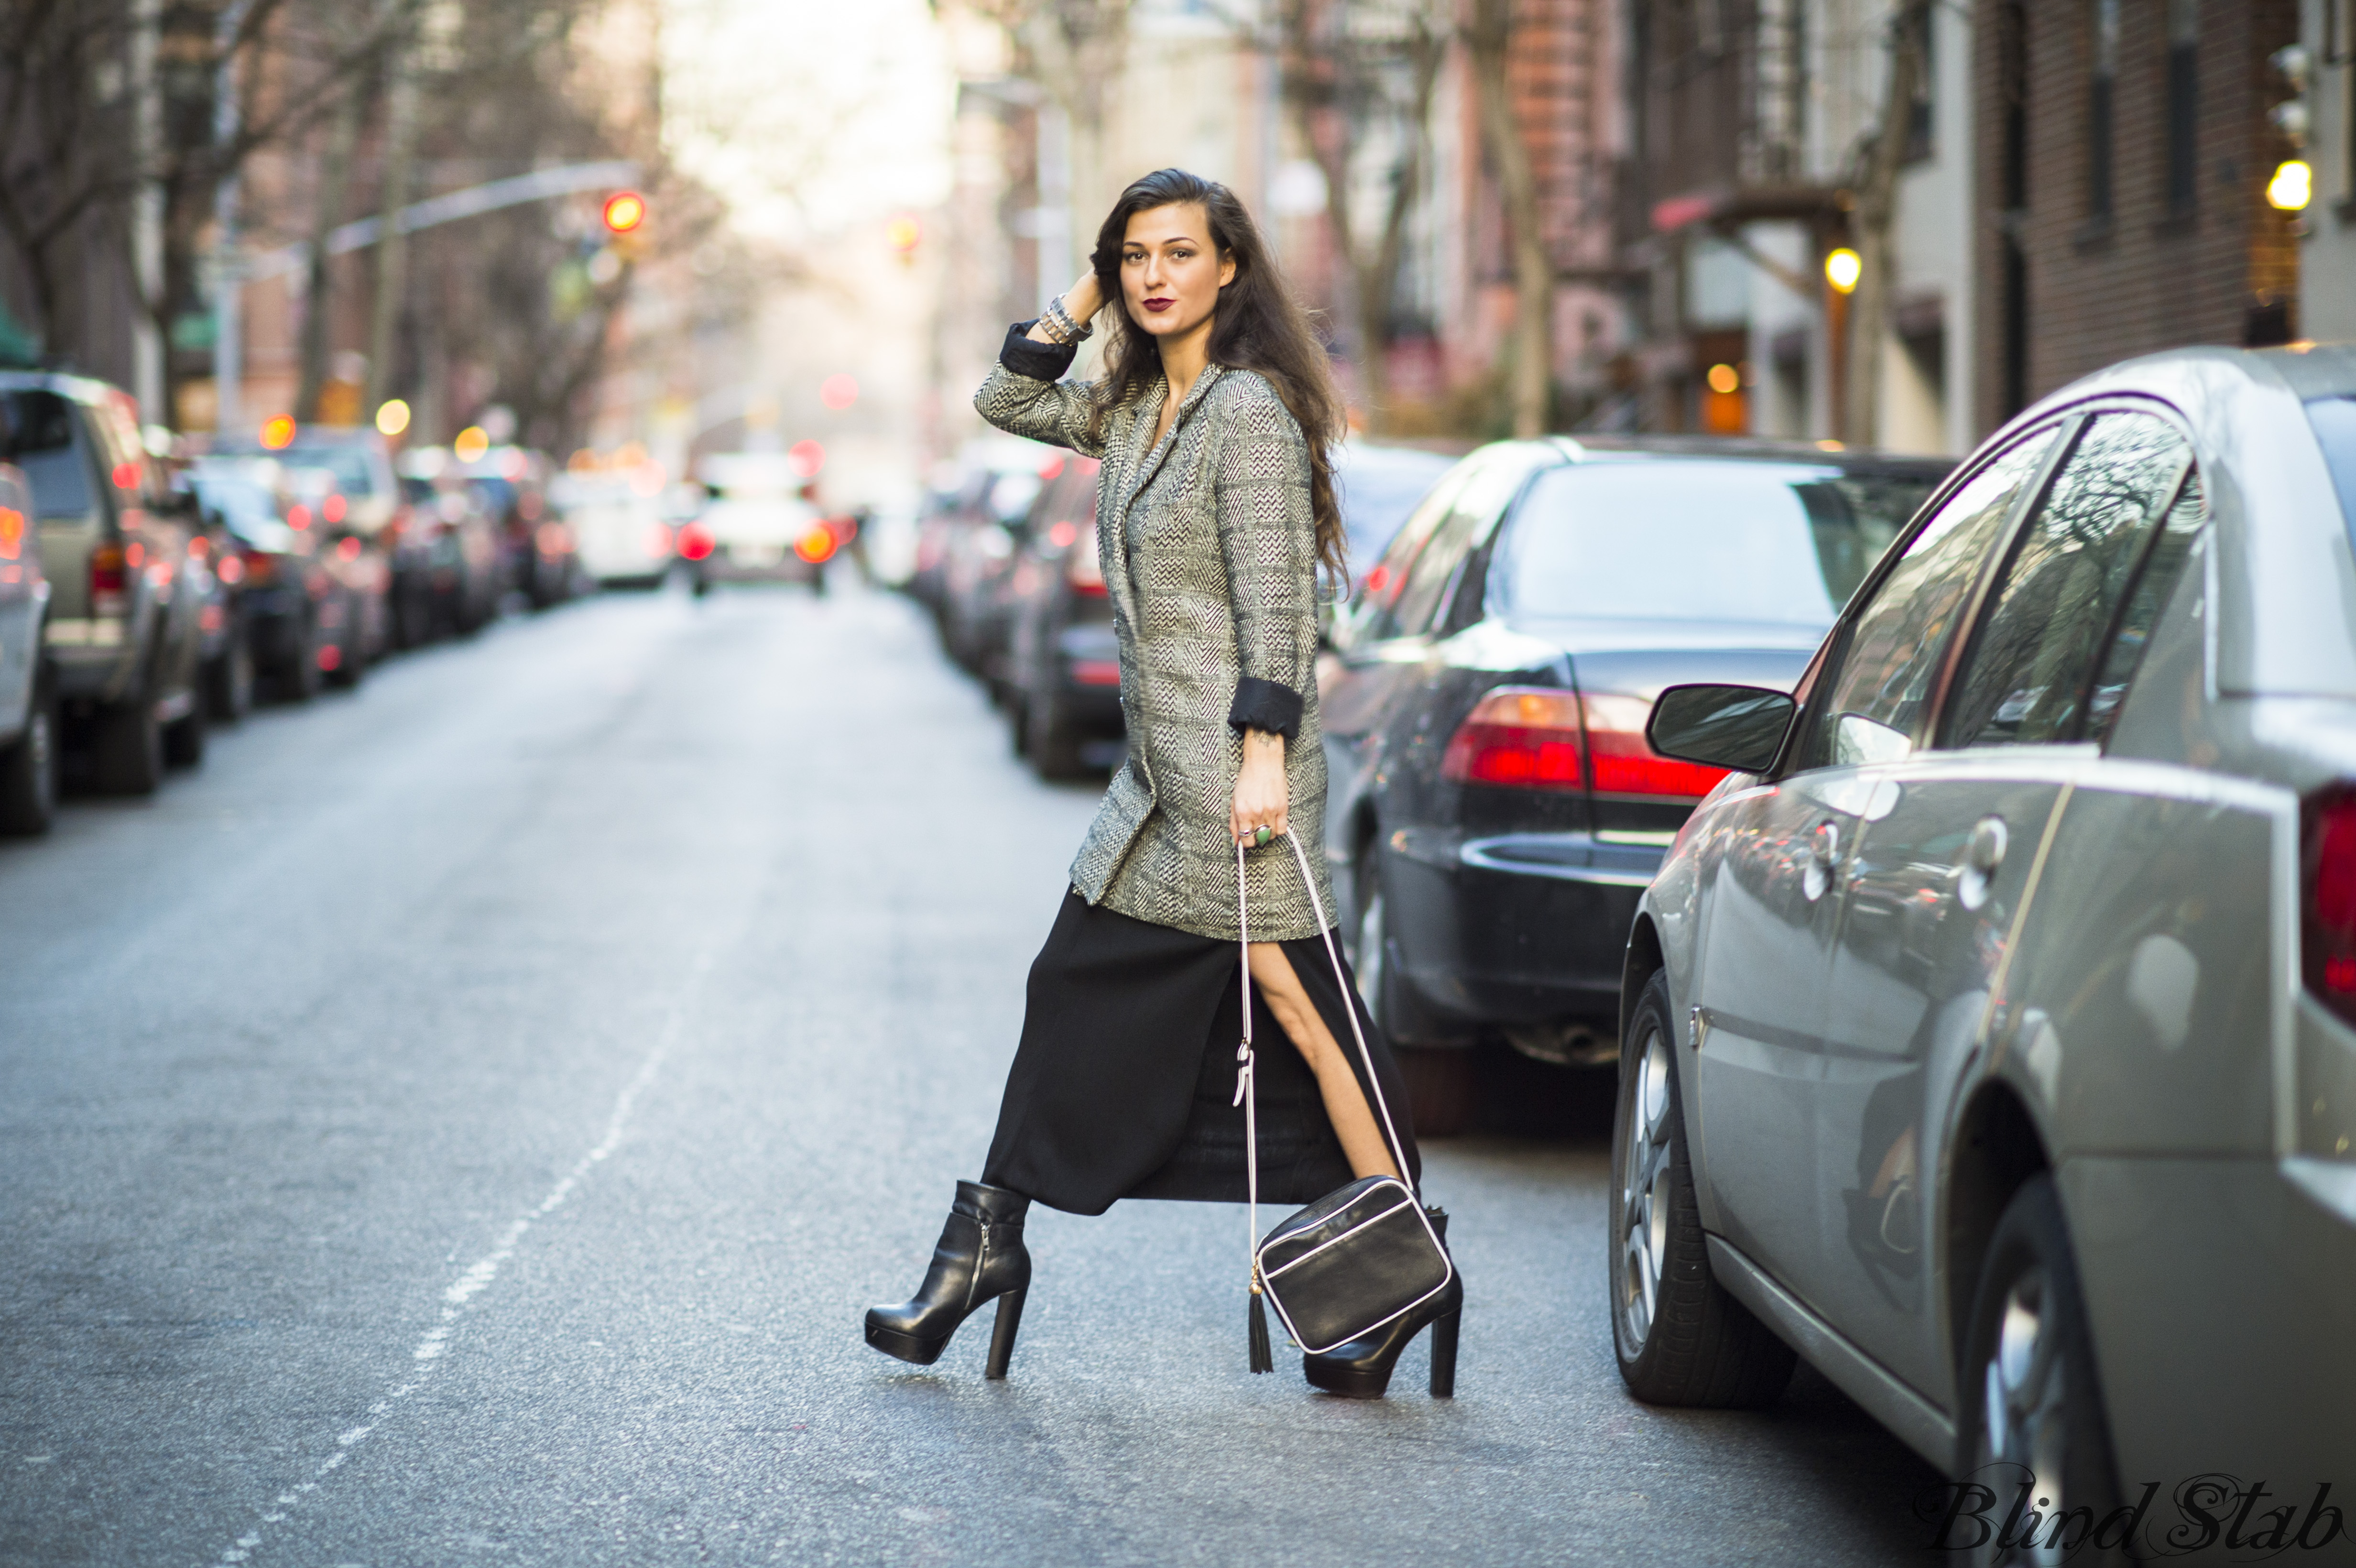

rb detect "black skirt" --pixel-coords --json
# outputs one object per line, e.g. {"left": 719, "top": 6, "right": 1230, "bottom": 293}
{"left": 982, "top": 891, "right": 1421, "bottom": 1217}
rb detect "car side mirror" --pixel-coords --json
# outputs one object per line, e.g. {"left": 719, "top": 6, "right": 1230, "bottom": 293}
{"left": 1647, "top": 684, "right": 1797, "bottom": 775}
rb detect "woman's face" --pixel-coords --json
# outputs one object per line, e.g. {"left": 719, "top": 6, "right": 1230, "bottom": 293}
{"left": 1118, "top": 202, "right": 1235, "bottom": 342}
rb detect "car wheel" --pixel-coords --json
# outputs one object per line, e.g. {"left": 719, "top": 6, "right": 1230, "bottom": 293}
{"left": 205, "top": 630, "right": 254, "bottom": 724}
{"left": 0, "top": 666, "right": 59, "bottom": 836}
{"left": 325, "top": 596, "right": 365, "bottom": 689}
{"left": 163, "top": 688, "right": 205, "bottom": 768}
{"left": 90, "top": 686, "right": 164, "bottom": 796}
{"left": 284, "top": 611, "right": 323, "bottom": 703}
{"left": 1610, "top": 970, "right": 1795, "bottom": 1406}
{"left": 1027, "top": 693, "right": 1085, "bottom": 780}
{"left": 1956, "top": 1175, "right": 2127, "bottom": 1568}
{"left": 1353, "top": 841, "right": 1478, "bottom": 1136}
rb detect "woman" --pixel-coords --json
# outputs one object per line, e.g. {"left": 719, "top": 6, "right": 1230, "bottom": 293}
{"left": 864, "top": 169, "right": 1460, "bottom": 1399}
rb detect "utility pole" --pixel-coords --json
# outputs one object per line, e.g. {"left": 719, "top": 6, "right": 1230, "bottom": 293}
{"left": 364, "top": 22, "right": 420, "bottom": 422}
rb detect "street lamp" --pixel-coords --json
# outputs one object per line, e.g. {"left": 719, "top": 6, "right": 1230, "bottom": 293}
{"left": 2268, "top": 160, "right": 2314, "bottom": 212}
{"left": 1824, "top": 248, "right": 1863, "bottom": 294}
{"left": 602, "top": 191, "right": 647, "bottom": 235}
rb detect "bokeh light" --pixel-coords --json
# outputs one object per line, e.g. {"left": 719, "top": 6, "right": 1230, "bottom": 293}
{"left": 260, "top": 414, "right": 297, "bottom": 450}
{"left": 454, "top": 426, "right": 491, "bottom": 463}
{"left": 602, "top": 191, "right": 647, "bottom": 234}
{"left": 375, "top": 399, "right": 412, "bottom": 436}
{"left": 2268, "top": 160, "right": 2313, "bottom": 212}
{"left": 787, "top": 439, "right": 826, "bottom": 479}
{"left": 1705, "top": 363, "right": 1740, "bottom": 395}
{"left": 1823, "top": 248, "right": 1862, "bottom": 294}
{"left": 820, "top": 374, "right": 859, "bottom": 411}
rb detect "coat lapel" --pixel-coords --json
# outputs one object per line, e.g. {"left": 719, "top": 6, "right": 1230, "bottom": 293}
{"left": 1102, "top": 363, "right": 1227, "bottom": 629}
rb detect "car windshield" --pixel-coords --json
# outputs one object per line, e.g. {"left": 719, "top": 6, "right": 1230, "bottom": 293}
{"left": 0, "top": 389, "right": 94, "bottom": 518}
{"left": 1334, "top": 444, "right": 1455, "bottom": 565}
{"left": 2308, "top": 396, "right": 2356, "bottom": 547}
{"left": 1494, "top": 459, "right": 1937, "bottom": 627}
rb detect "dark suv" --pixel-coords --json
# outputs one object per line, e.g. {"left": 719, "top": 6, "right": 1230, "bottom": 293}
{"left": 0, "top": 373, "right": 207, "bottom": 793}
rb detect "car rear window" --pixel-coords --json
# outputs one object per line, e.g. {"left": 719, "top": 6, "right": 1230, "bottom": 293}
{"left": 1493, "top": 459, "right": 1938, "bottom": 627}
{"left": 0, "top": 390, "right": 95, "bottom": 518}
{"left": 217, "top": 443, "right": 378, "bottom": 497}
{"left": 1333, "top": 445, "right": 1455, "bottom": 566}
{"left": 2308, "top": 396, "right": 2356, "bottom": 545}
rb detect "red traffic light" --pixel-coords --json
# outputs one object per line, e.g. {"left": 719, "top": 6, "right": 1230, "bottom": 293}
{"left": 602, "top": 191, "right": 647, "bottom": 234}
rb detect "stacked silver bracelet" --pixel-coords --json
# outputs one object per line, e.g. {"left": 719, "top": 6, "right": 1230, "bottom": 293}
{"left": 1040, "top": 294, "right": 1094, "bottom": 345}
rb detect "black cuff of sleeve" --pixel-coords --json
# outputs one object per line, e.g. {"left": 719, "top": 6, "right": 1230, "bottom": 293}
{"left": 1000, "top": 322, "right": 1078, "bottom": 381}
{"left": 1229, "top": 677, "right": 1304, "bottom": 741}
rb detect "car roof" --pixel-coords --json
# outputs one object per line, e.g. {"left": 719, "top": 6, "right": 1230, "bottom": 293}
{"left": 1446, "top": 431, "right": 1955, "bottom": 483}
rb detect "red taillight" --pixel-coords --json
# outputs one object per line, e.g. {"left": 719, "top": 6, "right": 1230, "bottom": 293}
{"left": 1442, "top": 688, "right": 1586, "bottom": 791}
{"left": 90, "top": 542, "right": 128, "bottom": 611}
{"left": 2304, "top": 792, "right": 2356, "bottom": 1024}
{"left": 1067, "top": 525, "right": 1106, "bottom": 595}
{"left": 288, "top": 503, "right": 311, "bottom": 530}
{"left": 324, "top": 493, "right": 347, "bottom": 524}
{"left": 1442, "top": 687, "right": 1732, "bottom": 800}
{"left": 1071, "top": 660, "right": 1121, "bottom": 686}
{"left": 1048, "top": 520, "right": 1078, "bottom": 549}
{"left": 676, "top": 523, "right": 713, "bottom": 562}
{"left": 1580, "top": 693, "right": 1733, "bottom": 799}
{"left": 218, "top": 552, "right": 247, "bottom": 585}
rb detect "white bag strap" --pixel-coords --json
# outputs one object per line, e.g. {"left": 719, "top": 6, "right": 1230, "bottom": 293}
{"left": 1233, "top": 830, "right": 1419, "bottom": 1290}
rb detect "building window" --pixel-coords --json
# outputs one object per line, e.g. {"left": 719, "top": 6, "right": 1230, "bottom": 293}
{"left": 1905, "top": 4, "right": 1937, "bottom": 163}
{"left": 2165, "top": 0, "right": 2200, "bottom": 216}
{"left": 2087, "top": 0, "right": 2120, "bottom": 222}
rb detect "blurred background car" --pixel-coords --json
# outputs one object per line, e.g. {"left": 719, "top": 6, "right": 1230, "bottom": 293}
{"left": 692, "top": 453, "right": 830, "bottom": 590}
{"left": 188, "top": 459, "right": 358, "bottom": 701}
{"left": 206, "top": 424, "right": 403, "bottom": 657}
{"left": 1612, "top": 343, "right": 2356, "bottom": 1526}
{"left": 0, "top": 461, "right": 55, "bottom": 835}
{"left": 1320, "top": 435, "right": 1949, "bottom": 1132}
{"left": 1331, "top": 439, "right": 1461, "bottom": 588}
{"left": 910, "top": 438, "right": 1049, "bottom": 618}
{"left": 394, "top": 447, "right": 504, "bottom": 636}
{"left": 452, "top": 444, "right": 575, "bottom": 610}
{"left": 1002, "top": 456, "right": 1114, "bottom": 778}
{"left": 0, "top": 371, "right": 208, "bottom": 794}
{"left": 551, "top": 467, "right": 676, "bottom": 588}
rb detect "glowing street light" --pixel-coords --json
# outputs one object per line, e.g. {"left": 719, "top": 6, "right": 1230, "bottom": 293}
{"left": 1824, "top": 248, "right": 1862, "bottom": 294}
{"left": 1705, "top": 363, "right": 1741, "bottom": 395}
{"left": 2268, "top": 159, "right": 2314, "bottom": 212}
{"left": 260, "top": 414, "right": 297, "bottom": 450}
{"left": 602, "top": 190, "right": 647, "bottom": 234}
{"left": 375, "top": 398, "right": 412, "bottom": 437}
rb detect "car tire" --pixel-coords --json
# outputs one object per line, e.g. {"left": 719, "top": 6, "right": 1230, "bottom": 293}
{"left": 325, "top": 594, "right": 365, "bottom": 689}
{"left": 163, "top": 688, "right": 205, "bottom": 768}
{"left": 1610, "top": 970, "right": 1796, "bottom": 1407}
{"left": 1026, "top": 692, "right": 1086, "bottom": 780}
{"left": 0, "top": 665, "right": 59, "bottom": 836}
{"left": 90, "top": 685, "right": 164, "bottom": 796}
{"left": 283, "top": 611, "right": 323, "bottom": 703}
{"left": 1955, "top": 1175, "right": 2127, "bottom": 1567}
{"left": 205, "top": 630, "right": 254, "bottom": 724}
{"left": 1352, "top": 840, "right": 1478, "bottom": 1136}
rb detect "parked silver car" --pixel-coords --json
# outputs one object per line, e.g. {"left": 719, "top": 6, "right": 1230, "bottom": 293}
{"left": 1613, "top": 344, "right": 2356, "bottom": 1561}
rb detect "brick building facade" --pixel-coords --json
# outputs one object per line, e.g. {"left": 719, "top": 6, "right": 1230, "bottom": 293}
{"left": 1972, "top": 0, "right": 2304, "bottom": 434}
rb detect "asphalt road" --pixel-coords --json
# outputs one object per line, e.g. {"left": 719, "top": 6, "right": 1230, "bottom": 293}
{"left": 0, "top": 581, "right": 1942, "bottom": 1567}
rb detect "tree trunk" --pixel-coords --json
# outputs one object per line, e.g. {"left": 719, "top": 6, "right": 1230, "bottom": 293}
{"left": 1842, "top": 0, "right": 1931, "bottom": 450}
{"left": 363, "top": 43, "right": 418, "bottom": 420}
{"left": 1467, "top": 0, "right": 1550, "bottom": 438}
{"left": 295, "top": 84, "right": 365, "bottom": 422}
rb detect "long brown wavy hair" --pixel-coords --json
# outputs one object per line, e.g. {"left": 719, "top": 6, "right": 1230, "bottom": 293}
{"left": 1083, "top": 168, "right": 1348, "bottom": 579}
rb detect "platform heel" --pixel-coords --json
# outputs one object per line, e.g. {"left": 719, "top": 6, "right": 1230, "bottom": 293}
{"left": 985, "top": 1286, "right": 1027, "bottom": 1379}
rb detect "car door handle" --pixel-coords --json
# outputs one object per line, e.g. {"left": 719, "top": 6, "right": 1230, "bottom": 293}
{"left": 1957, "top": 816, "right": 2008, "bottom": 911}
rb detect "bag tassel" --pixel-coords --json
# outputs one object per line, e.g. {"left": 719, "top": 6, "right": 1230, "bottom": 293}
{"left": 1247, "top": 1278, "right": 1274, "bottom": 1374}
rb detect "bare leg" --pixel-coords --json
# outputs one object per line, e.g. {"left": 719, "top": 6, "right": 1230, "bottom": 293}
{"left": 1246, "top": 941, "right": 1401, "bottom": 1181}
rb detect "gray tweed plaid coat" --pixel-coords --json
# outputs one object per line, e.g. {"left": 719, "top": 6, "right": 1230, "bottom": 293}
{"left": 975, "top": 325, "right": 1336, "bottom": 943}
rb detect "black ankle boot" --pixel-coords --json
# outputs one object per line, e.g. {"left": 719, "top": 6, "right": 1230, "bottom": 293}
{"left": 864, "top": 1181, "right": 1032, "bottom": 1377}
{"left": 1302, "top": 1209, "right": 1460, "bottom": 1399}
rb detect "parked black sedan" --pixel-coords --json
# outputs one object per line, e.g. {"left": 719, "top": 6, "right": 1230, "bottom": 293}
{"left": 1320, "top": 435, "right": 1950, "bottom": 1131}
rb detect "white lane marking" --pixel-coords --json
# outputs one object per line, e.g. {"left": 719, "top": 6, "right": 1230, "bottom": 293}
{"left": 196, "top": 953, "right": 711, "bottom": 1567}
